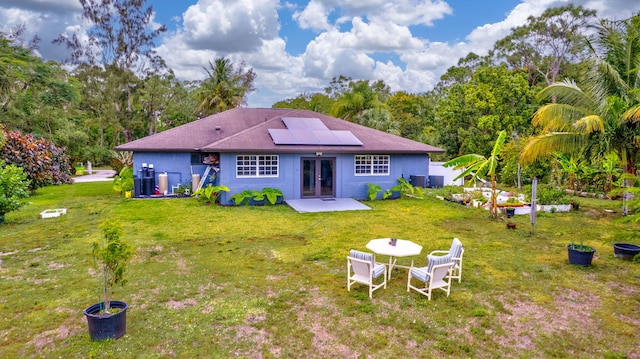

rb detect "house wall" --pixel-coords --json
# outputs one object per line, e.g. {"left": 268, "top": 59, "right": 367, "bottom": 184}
{"left": 133, "top": 151, "right": 430, "bottom": 203}
{"left": 132, "top": 153, "right": 193, "bottom": 193}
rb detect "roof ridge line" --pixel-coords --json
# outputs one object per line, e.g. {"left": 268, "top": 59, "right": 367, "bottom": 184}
{"left": 199, "top": 109, "right": 290, "bottom": 148}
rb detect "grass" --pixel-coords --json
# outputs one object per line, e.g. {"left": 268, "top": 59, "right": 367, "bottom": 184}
{"left": 1, "top": 182, "right": 639, "bottom": 358}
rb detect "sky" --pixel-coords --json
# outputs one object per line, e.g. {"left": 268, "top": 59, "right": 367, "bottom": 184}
{"left": 1, "top": 0, "right": 640, "bottom": 108}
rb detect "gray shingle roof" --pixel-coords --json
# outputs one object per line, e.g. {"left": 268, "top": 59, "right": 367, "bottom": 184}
{"left": 116, "top": 108, "right": 444, "bottom": 154}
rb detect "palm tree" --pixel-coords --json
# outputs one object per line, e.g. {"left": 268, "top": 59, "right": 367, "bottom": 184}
{"left": 330, "top": 80, "right": 385, "bottom": 121}
{"left": 193, "top": 57, "right": 255, "bottom": 116}
{"left": 444, "top": 130, "right": 507, "bottom": 218}
{"left": 520, "top": 14, "right": 640, "bottom": 215}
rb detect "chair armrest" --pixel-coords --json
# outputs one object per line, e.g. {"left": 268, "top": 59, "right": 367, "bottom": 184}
{"left": 411, "top": 267, "right": 429, "bottom": 275}
{"left": 429, "top": 250, "right": 449, "bottom": 256}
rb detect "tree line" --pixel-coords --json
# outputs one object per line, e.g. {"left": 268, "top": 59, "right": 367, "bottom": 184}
{"left": 2, "top": 2, "right": 640, "bottom": 202}
{"left": 1, "top": 0, "right": 255, "bottom": 168}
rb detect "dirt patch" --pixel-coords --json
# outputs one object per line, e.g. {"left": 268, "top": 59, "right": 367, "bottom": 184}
{"left": 47, "top": 261, "right": 68, "bottom": 270}
{"left": 493, "top": 289, "right": 600, "bottom": 354}
{"left": 165, "top": 298, "right": 197, "bottom": 309}
{"left": 294, "top": 287, "right": 359, "bottom": 358}
{"left": 28, "top": 323, "right": 83, "bottom": 352}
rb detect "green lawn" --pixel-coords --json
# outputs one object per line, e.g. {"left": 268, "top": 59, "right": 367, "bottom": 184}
{"left": 1, "top": 182, "right": 639, "bottom": 358}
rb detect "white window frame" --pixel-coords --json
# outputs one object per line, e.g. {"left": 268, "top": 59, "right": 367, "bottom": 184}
{"left": 236, "top": 155, "right": 279, "bottom": 178}
{"left": 354, "top": 155, "right": 390, "bottom": 176}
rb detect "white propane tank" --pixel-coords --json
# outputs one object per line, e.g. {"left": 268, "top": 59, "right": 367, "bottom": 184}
{"left": 191, "top": 174, "right": 200, "bottom": 192}
{"left": 158, "top": 172, "right": 168, "bottom": 194}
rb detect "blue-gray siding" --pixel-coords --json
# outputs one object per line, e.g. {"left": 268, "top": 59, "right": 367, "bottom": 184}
{"left": 133, "top": 152, "right": 430, "bottom": 204}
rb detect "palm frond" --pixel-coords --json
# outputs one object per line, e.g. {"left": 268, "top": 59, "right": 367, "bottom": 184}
{"left": 520, "top": 132, "right": 586, "bottom": 164}
{"left": 537, "top": 80, "right": 594, "bottom": 109}
{"left": 573, "top": 115, "right": 605, "bottom": 133}
{"left": 622, "top": 104, "right": 640, "bottom": 122}
{"left": 533, "top": 103, "right": 586, "bottom": 131}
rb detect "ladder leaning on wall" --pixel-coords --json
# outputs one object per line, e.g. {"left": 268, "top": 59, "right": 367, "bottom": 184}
{"left": 195, "top": 165, "right": 219, "bottom": 193}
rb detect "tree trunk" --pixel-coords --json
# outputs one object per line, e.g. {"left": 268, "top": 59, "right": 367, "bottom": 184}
{"left": 490, "top": 176, "right": 497, "bottom": 218}
{"left": 103, "top": 263, "right": 110, "bottom": 313}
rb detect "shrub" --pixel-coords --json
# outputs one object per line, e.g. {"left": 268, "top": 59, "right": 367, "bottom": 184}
{"left": 229, "top": 187, "right": 283, "bottom": 206}
{"left": 366, "top": 184, "right": 381, "bottom": 201}
{"left": 112, "top": 167, "right": 134, "bottom": 195}
{"left": 0, "top": 128, "right": 72, "bottom": 191}
{"left": 194, "top": 184, "right": 230, "bottom": 205}
{"left": 524, "top": 183, "right": 569, "bottom": 204}
{"left": 0, "top": 160, "right": 31, "bottom": 217}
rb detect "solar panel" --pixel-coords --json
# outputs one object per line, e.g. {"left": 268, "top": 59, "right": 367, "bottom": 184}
{"left": 282, "top": 117, "right": 328, "bottom": 130}
{"left": 269, "top": 117, "right": 362, "bottom": 146}
{"left": 332, "top": 130, "right": 363, "bottom": 145}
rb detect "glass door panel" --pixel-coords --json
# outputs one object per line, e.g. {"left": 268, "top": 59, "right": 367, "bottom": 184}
{"left": 301, "top": 158, "right": 335, "bottom": 198}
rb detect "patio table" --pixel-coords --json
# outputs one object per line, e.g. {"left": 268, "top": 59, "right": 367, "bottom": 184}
{"left": 366, "top": 238, "right": 423, "bottom": 279}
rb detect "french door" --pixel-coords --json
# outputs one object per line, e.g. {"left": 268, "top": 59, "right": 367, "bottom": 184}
{"left": 301, "top": 158, "right": 335, "bottom": 198}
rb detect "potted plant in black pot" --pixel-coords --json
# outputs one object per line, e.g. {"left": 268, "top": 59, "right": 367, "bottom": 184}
{"left": 567, "top": 242, "right": 595, "bottom": 267}
{"left": 84, "top": 219, "right": 133, "bottom": 340}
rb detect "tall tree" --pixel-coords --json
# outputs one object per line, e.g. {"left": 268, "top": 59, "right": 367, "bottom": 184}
{"left": 53, "top": 0, "right": 167, "bottom": 144}
{"left": 520, "top": 13, "right": 640, "bottom": 215}
{"left": 272, "top": 92, "right": 332, "bottom": 114}
{"left": 0, "top": 36, "right": 83, "bottom": 156}
{"left": 192, "top": 57, "right": 256, "bottom": 117}
{"left": 330, "top": 80, "right": 388, "bottom": 121}
{"left": 435, "top": 65, "right": 536, "bottom": 158}
{"left": 386, "top": 92, "right": 436, "bottom": 142}
{"left": 492, "top": 5, "right": 595, "bottom": 87}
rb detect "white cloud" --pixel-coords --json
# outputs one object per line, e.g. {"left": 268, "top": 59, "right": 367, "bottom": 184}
{"left": 373, "top": 0, "right": 453, "bottom": 26}
{"left": 293, "top": 0, "right": 333, "bottom": 32}
{"left": 342, "top": 17, "right": 424, "bottom": 51}
{"left": 465, "top": 0, "right": 552, "bottom": 53}
{"left": 0, "top": 5, "right": 80, "bottom": 61}
{"left": 180, "top": 0, "right": 280, "bottom": 52}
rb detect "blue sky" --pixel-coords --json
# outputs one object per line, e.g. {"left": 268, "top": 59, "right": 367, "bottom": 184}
{"left": 1, "top": 0, "right": 639, "bottom": 107}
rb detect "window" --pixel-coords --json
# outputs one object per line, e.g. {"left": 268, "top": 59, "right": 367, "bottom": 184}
{"left": 354, "top": 155, "right": 390, "bottom": 175}
{"left": 236, "top": 155, "right": 279, "bottom": 177}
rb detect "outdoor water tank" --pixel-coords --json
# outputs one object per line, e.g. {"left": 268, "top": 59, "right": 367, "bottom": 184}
{"left": 158, "top": 172, "right": 168, "bottom": 194}
{"left": 134, "top": 176, "right": 141, "bottom": 197}
{"left": 142, "top": 177, "right": 153, "bottom": 195}
{"left": 148, "top": 164, "right": 155, "bottom": 183}
{"left": 191, "top": 174, "right": 200, "bottom": 192}
{"left": 409, "top": 175, "right": 426, "bottom": 188}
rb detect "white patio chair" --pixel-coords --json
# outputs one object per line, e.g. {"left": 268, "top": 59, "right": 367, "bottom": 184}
{"left": 347, "top": 249, "right": 387, "bottom": 298}
{"left": 429, "top": 237, "right": 464, "bottom": 283}
{"left": 407, "top": 254, "right": 455, "bottom": 300}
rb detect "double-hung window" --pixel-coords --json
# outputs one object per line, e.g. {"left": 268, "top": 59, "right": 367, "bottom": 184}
{"left": 354, "top": 155, "right": 390, "bottom": 176}
{"left": 236, "top": 155, "right": 279, "bottom": 177}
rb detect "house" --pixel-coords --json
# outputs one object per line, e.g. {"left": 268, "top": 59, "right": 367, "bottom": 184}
{"left": 116, "top": 108, "right": 444, "bottom": 204}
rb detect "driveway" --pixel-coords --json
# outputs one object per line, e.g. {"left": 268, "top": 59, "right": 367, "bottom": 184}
{"left": 72, "top": 169, "right": 116, "bottom": 183}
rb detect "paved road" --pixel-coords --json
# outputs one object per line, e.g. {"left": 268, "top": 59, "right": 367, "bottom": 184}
{"left": 72, "top": 169, "right": 116, "bottom": 183}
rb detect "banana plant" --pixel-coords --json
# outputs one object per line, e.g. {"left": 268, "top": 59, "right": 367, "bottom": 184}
{"left": 444, "top": 130, "right": 507, "bottom": 218}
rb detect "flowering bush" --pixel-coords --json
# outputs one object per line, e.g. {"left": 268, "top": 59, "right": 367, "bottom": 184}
{"left": 0, "top": 128, "right": 72, "bottom": 191}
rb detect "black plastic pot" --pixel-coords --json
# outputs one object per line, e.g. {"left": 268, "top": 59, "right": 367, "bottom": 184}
{"left": 613, "top": 243, "right": 640, "bottom": 260}
{"left": 84, "top": 301, "right": 128, "bottom": 340}
{"left": 505, "top": 207, "right": 515, "bottom": 218}
{"left": 567, "top": 245, "right": 595, "bottom": 267}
